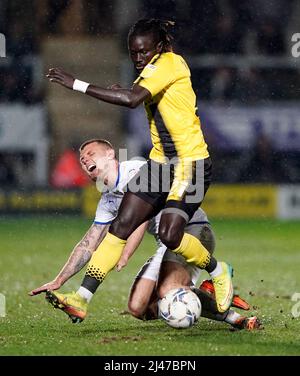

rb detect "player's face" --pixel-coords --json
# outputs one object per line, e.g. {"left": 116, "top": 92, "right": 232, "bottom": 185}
{"left": 79, "top": 142, "right": 111, "bottom": 182}
{"left": 129, "top": 34, "right": 162, "bottom": 73}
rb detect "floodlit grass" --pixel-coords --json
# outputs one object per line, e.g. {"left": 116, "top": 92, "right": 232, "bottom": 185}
{"left": 0, "top": 216, "right": 299, "bottom": 355}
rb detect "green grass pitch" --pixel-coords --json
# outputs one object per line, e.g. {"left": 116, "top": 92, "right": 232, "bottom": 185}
{"left": 0, "top": 216, "right": 300, "bottom": 355}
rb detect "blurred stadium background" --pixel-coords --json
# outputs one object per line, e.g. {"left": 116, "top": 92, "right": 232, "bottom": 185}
{"left": 0, "top": 0, "right": 300, "bottom": 219}
{"left": 1, "top": 0, "right": 300, "bottom": 356}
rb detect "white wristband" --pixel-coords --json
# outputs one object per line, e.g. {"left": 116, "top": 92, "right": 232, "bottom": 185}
{"left": 73, "top": 79, "right": 90, "bottom": 93}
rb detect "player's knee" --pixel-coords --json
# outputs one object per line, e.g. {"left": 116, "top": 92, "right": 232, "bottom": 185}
{"left": 110, "top": 214, "right": 134, "bottom": 239}
{"left": 127, "top": 300, "right": 145, "bottom": 320}
{"left": 157, "top": 284, "right": 170, "bottom": 299}
{"left": 158, "top": 225, "right": 183, "bottom": 249}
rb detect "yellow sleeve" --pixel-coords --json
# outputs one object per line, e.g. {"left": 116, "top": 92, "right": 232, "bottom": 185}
{"left": 135, "top": 54, "right": 175, "bottom": 97}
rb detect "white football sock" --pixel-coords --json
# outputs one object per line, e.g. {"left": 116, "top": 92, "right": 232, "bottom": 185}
{"left": 77, "top": 286, "right": 93, "bottom": 303}
{"left": 209, "top": 261, "right": 222, "bottom": 278}
{"left": 225, "top": 310, "right": 242, "bottom": 325}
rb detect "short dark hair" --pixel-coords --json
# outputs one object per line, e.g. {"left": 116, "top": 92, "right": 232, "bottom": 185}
{"left": 79, "top": 139, "right": 114, "bottom": 152}
{"left": 128, "top": 18, "right": 175, "bottom": 52}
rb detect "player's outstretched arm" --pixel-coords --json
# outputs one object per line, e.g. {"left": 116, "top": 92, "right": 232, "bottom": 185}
{"left": 46, "top": 67, "right": 150, "bottom": 108}
{"left": 29, "top": 223, "right": 109, "bottom": 296}
{"left": 116, "top": 221, "right": 148, "bottom": 271}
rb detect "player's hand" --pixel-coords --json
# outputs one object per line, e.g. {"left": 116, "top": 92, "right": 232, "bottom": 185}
{"left": 28, "top": 280, "right": 62, "bottom": 296}
{"left": 46, "top": 67, "right": 75, "bottom": 89}
{"left": 116, "top": 257, "right": 128, "bottom": 272}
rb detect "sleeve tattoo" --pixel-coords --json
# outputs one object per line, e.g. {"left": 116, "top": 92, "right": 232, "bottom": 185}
{"left": 57, "top": 223, "right": 108, "bottom": 283}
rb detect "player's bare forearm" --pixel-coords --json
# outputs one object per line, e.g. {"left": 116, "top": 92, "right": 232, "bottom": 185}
{"left": 46, "top": 67, "right": 150, "bottom": 108}
{"left": 56, "top": 248, "right": 92, "bottom": 285}
{"left": 86, "top": 85, "right": 146, "bottom": 108}
{"left": 55, "top": 223, "right": 108, "bottom": 284}
{"left": 117, "top": 221, "right": 148, "bottom": 271}
{"left": 29, "top": 223, "right": 108, "bottom": 295}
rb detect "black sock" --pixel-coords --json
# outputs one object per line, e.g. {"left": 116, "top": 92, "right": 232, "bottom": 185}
{"left": 205, "top": 256, "right": 217, "bottom": 273}
{"left": 192, "top": 287, "right": 227, "bottom": 321}
{"left": 81, "top": 275, "right": 100, "bottom": 294}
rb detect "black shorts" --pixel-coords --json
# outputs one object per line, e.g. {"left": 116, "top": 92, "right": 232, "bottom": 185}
{"left": 126, "top": 157, "right": 212, "bottom": 222}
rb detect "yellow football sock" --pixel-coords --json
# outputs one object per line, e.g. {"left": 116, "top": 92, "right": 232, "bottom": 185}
{"left": 173, "top": 232, "right": 211, "bottom": 269}
{"left": 85, "top": 232, "right": 126, "bottom": 283}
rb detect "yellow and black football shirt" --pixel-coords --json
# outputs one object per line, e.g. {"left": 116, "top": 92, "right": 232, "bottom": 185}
{"left": 134, "top": 52, "right": 209, "bottom": 163}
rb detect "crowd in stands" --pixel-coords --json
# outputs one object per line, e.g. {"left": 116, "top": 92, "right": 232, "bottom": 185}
{"left": 0, "top": 0, "right": 299, "bottom": 186}
{"left": 0, "top": 0, "right": 298, "bottom": 104}
{"left": 0, "top": 1, "right": 41, "bottom": 104}
{"left": 143, "top": 0, "right": 293, "bottom": 56}
{"left": 140, "top": 0, "right": 299, "bottom": 102}
{"left": 1, "top": 0, "right": 299, "bottom": 104}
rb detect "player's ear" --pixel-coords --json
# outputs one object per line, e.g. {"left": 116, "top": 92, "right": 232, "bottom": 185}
{"left": 107, "top": 148, "right": 115, "bottom": 160}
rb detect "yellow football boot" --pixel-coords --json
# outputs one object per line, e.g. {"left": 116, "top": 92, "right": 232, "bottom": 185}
{"left": 212, "top": 262, "right": 234, "bottom": 313}
{"left": 45, "top": 290, "right": 88, "bottom": 323}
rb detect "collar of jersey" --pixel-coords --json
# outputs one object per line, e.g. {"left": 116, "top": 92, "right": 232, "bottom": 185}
{"left": 149, "top": 53, "right": 160, "bottom": 64}
{"left": 139, "top": 54, "right": 161, "bottom": 75}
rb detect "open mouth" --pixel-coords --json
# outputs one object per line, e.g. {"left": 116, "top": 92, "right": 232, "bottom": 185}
{"left": 87, "top": 164, "right": 96, "bottom": 172}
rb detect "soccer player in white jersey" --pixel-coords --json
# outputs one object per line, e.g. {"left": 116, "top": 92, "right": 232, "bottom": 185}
{"left": 117, "top": 211, "right": 259, "bottom": 330}
{"left": 29, "top": 139, "right": 261, "bottom": 330}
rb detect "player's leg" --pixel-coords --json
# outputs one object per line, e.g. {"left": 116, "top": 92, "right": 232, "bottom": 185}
{"left": 186, "top": 223, "right": 250, "bottom": 311}
{"left": 128, "top": 277, "right": 157, "bottom": 320}
{"left": 156, "top": 261, "right": 261, "bottom": 330}
{"left": 184, "top": 223, "right": 254, "bottom": 325}
{"left": 159, "top": 158, "right": 213, "bottom": 261}
{"left": 155, "top": 262, "right": 228, "bottom": 321}
{"left": 155, "top": 223, "right": 225, "bottom": 324}
{"left": 199, "top": 280, "right": 251, "bottom": 311}
{"left": 159, "top": 215, "right": 234, "bottom": 315}
{"left": 186, "top": 223, "right": 216, "bottom": 256}
{"left": 155, "top": 259, "right": 220, "bottom": 321}
{"left": 157, "top": 261, "right": 191, "bottom": 298}
{"left": 127, "top": 247, "right": 167, "bottom": 320}
{"left": 159, "top": 158, "right": 212, "bottom": 249}
{"left": 45, "top": 160, "right": 168, "bottom": 322}
{"left": 46, "top": 192, "right": 157, "bottom": 323}
{"left": 191, "top": 287, "right": 262, "bottom": 330}
{"left": 159, "top": 158, "right": 233, "bottom": 313}
{"left": 128, "top": 222, "right": 216, "bottom": 321}
{"left": 82, "top": 192, "right": 156, "bottom": 290}
{"left": 128, "top": 221, "right": 216, "bottom": 321}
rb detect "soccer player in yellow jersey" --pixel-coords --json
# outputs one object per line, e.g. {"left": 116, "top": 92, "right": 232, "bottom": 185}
{"left": 46, "top": 19, "right": 233, "bottom": 319}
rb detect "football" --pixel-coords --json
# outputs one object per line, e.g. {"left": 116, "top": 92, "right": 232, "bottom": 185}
{"left": 158, "top": 288, "right": 201, "bottom": 329}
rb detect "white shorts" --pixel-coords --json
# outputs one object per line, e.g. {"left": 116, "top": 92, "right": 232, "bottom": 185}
{"left": 135, "top": 245, "right": 201, "bottom": 286}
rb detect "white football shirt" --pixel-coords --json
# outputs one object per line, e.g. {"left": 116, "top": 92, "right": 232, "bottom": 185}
{"left": 94, "top": 160, "right": 146, "bottom": 224}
